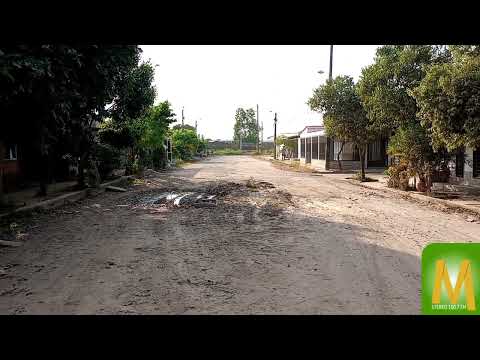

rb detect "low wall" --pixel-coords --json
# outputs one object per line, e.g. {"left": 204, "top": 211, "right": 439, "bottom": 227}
{"left": 327, "top": 160, "right": 361, "bottom": 170}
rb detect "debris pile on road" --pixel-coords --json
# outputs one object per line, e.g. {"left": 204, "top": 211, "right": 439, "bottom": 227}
{"left": 246, "top": 178, "right": 275, "bottom": 190}
{"left": 130, "top": 179, "right": 295, "bottom": 214}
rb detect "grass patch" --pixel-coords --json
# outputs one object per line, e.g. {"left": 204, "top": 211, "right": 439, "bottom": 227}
{"left": 213, "top": 149, "right": 244, "bottom": 156}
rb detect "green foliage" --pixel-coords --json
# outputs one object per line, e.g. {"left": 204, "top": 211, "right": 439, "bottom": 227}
{"left": 357, "top": 45, "right": 448, "bottom": 134}
{"left": 387, "top": 122, "right": 434, "bottom": 179}
{"left": 309, "top": 75, "right": 377, "bottom": 179}
{"left": 0, "top": 45, "right": 143, "bottom": 193}
{"left": 233, "top": 108, "right": 258, "bottom": 144}
{"left": 109, "top": 61, "right": 157, "bottom": 123}
{"left": 172, "top": 124, "right": 196, "bottom": 131}
{"left": 309, "top": 75, "right": 374, "bottom": 146}
{"left": 172, "top": 128, "right": 202, "bottom": 160}
{"left": 357, "top": 45, "right": 451, "bottom": 187}
{"left": 413, "top": 49, "right": 480, "bottom": 150}
{"left": 93, "top": 142, "right": 124, "bottom": 180}
{"left": 387, "top": 161, "right": 411, "bottom": 190}
{"left": 139, "top": 101, "right": 176, "bottom": 150}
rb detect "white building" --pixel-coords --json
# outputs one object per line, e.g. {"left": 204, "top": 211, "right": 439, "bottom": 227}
{"left": 297, "top": 125, "right": 388, "bottom": 171}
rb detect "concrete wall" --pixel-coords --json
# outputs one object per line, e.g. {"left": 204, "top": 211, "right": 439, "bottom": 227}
{"left": 311, "top": 159, "right": 326, "bottom": 170}
{"left": 450, "top": 147, "right": 480, "bottom": 186}
{"left": 327, "top": 160, "right": 361, "bottom": 170}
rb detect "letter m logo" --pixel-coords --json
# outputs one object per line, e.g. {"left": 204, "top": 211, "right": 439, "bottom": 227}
{"left": 432, "top": 260, "right": 476, "bottom": 311}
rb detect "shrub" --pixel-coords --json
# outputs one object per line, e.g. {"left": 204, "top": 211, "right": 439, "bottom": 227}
{"left": 387, "top": 161, "right": 411, "bottom": 191}
{"left": 94, "top": 142, "right": 124, "bottom": 180}
{"left": 172, "top": 129, "right": 200, "bottom": 160}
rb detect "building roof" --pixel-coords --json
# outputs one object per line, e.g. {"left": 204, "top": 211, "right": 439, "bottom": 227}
{"left": 298, "top": 125, "right": 324, "bottom": 135}
{"left": 267, "top": 132, "right": 299, "bottom": 141}
{"left": 298, "top": 125, "right": 326, "bottom": 138}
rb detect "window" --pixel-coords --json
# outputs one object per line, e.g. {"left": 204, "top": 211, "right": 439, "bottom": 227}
{"left": 4, "top": 144, "right": 17, "bottom": 160}
{"left": 300, "top": 138, "right": 305, "bottom": 158}
{"left": 306, "top": 137, "right": 311, "bottom": 162}
{"left": 319, "top": 139, "right": 326, "bottom": 160}
{"left": 312, "top": 136, "right": 318, "bottom": 160}
{"left": 333, "top": 141, "right": 359, "bottom": 161}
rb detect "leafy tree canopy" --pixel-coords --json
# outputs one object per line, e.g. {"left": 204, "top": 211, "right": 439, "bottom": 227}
{"left": 413, "top": 47, "right": 480, "bottom": 150}
{"left": 308, "top": 75, "right": 377, "bottom": 179}
{"left": 172, "top": 124, "right": 196, "bottom": 131}
{"left": 309, "top": 75, "right": 375, "bottom": 147}
{"left": 357, "top": 45, "right": 449, "bottom": 134}
{"left": 171, "top": 128, "right": 202, "bottom": 160}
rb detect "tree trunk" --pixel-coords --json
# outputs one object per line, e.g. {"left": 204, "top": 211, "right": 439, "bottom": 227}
{"left": 125, "top": 147, "right": 134, "bottom": 175}
{"left": 359, "top": 146, "right": 366, "bottom": 181}
{"left": 77, "top": 153, "right": 87, "bottom": 189}
{"left": 337, "top": 141, "right": 345, "bottom": 171}
{"left": 38, "top": 133, "right": 48, "bottom": 197}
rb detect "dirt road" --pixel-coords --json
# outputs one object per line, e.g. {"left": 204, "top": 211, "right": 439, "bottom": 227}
{"left": 1, "top": 155, "right": 479, "bottom": 314}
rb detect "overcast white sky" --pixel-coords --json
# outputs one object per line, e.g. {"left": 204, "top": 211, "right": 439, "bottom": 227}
{"left": 140, "top": 45, "right": 380, "bottom": 141}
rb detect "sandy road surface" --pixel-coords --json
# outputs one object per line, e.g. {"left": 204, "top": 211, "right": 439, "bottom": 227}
{"left": 1, "top": 155, "right": 479, "bottom": 314}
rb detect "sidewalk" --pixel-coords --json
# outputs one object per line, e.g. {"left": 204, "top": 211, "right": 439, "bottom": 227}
{"left": 336, "top": 173, "right": 480, "bottom": 217}
{"left": 1, "top": 181, "right": 78, "bottom": 210}
{"left": 0, "top": 176, "right": 133, "bottom": 218}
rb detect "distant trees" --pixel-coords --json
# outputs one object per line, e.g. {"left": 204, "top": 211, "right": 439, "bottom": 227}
{"left": 233, "top": 108, "right": 258, "bottom": 147}
{"left": 172, "top": 124, "right": 196, "bottom": 131}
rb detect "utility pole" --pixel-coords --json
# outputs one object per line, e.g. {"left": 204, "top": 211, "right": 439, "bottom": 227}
{"left": 325, "top": 45, "right": 333, "bottom": 170}
{"left": 256, "top": 104, "right": 259, "bottom": 152}
{"left": 181, "top": 107, "right": 184, "bottom": 127}
{"left": 329, "top": 45, "right": 333, "bottom": 80}
{"left": 195, "top": 120, "right": 198, "bottom": 133}
{"left": 273, "top": 113, "right": 277, "bottom": 160}
{"left": 261, "top": 121, "right": 264, "bottom": 146}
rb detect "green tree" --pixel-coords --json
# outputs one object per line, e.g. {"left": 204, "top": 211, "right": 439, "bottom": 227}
{"left": 171, "top": 128, "right": 201, "bottom": 160}
{"left": 386, "top": 122, "right": 436, "bottom": 189}
{"left": 172, "top": 124, "right": 196, "bottom": 131}
{"left": 357, "top": 45, "right": 450, "bottom": 188}
{"left": 0, "top": 45, "right": 142, "bottom": 194}
{"left": 233, "top": 107, "right": 258, "bottom": 146}
{"left": 101, "top": 61, "right": 157, "bottom": 175}
{"left": 139, "top": 101, "right": 177, "bottom": 169}
{"left": 308, "top": 75, "right": 375, "bottom": 180}
{"left": 413, "top": 46, "right": 480, "bottom": 151}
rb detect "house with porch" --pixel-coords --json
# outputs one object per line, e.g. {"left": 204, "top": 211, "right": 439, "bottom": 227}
{"left": 297, "top": 125, "right": 389, "bottom": 171}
